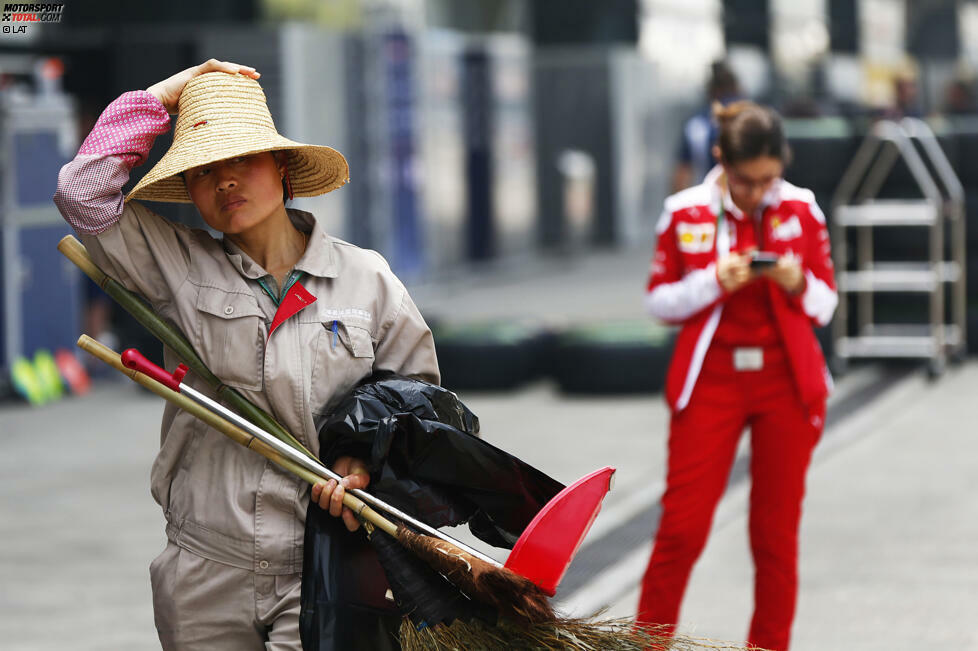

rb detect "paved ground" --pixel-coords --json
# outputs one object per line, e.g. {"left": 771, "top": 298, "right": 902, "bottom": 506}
{"left": 0, "top": 386, "right": 164, "bottom": 650}
{"left": 562, "top": 362, "right": 978, "bottom": 650}
{"left": 2, "top": 246, "right": 976, "bottom": 649}
{"left": 409, "top": 246, "right": 652, "bottom": 326}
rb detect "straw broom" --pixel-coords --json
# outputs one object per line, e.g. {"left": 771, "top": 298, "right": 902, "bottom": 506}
{"left": 80, "top": 335, "right": 761, "bottom": 650}
{"left": 399, "top": 620, "right": 764, "bottom": 651}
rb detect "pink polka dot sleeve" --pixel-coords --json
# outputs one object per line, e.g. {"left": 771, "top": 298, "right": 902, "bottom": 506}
{"left": 54, "top": 91, "right": 171, "bottom": 234}
{"left": 78, "top": 90, "right": 171, "bottom": 167}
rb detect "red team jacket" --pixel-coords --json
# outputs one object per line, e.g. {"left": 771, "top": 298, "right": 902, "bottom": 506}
{"left": 646, "top": 167, "right": 838, "bottom": 412}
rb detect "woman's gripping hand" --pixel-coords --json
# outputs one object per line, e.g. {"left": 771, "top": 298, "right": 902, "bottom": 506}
{"left": 311, "top": 456, "right": 372, "bottom": 532}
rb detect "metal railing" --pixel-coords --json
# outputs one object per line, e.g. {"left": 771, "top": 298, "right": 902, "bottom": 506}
{"left": 830, "top": 118, "right": 966, "bottom": 375}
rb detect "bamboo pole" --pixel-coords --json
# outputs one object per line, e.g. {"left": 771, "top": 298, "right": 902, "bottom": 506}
{"left": 77, "top": 334, "right": 397, "bottom": 538}
{"left": 59, "top": 235, "right": 311, "bottom": 458}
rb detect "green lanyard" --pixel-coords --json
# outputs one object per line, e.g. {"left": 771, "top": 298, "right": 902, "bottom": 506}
{"left": 716, "top": 200, "right": 765, "bottom": 253}
{"left": 716, "top": 200, "right": 728, "bottom": 255}
{"left": 256, "top": 270, "right": 305, "bottom": 306}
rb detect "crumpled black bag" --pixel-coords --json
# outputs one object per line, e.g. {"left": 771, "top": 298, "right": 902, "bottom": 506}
{"left": 299, "top": 372, "right": 564, "bottom": 651}
{"left": 299, "top": 511, "right": 402, "bottom": 651}
{"left": 317, "top": 372, "right": 565, "bottom": 546}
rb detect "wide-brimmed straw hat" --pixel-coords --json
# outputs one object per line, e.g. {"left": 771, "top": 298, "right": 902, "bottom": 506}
{"left": 127, "top": 71, "right": 349, "bottom": 203}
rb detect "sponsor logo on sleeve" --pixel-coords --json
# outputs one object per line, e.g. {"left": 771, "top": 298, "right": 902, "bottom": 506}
{"left": 770, "top": 215, "right": 802, "bottom": 242}
{"left": 676, "top": 221, "right": 716, "bottom": 254}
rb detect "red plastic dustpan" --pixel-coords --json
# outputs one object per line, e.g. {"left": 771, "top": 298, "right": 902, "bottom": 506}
{"left": 504, "top": 466, "right": 615, "bottom": 596}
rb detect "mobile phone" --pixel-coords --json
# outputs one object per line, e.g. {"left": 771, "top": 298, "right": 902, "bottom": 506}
{"left": 749, "top": 251, "right": 778, "bottom": 269}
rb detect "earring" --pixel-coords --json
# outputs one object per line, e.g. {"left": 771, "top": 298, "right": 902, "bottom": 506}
{"left": 283, "top": 165, "right": 294, "bottom": 200}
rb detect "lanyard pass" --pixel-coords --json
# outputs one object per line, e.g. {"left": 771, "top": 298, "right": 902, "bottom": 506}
{"left": 331, "top": 320, "right": 338, "bottom": 349}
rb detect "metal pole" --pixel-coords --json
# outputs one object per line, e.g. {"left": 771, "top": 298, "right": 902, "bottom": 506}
{"left": 178, "top": 383, "right": 503, "bottom": 567}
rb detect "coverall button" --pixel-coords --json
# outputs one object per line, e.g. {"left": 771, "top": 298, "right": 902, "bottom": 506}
{"left": 224, "top": 305, "right": 234, "bottom": 315}
{"left": 258, "top": 560, "right": 269, "bottom": 569}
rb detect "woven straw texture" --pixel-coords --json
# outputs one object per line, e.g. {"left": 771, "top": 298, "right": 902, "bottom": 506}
{"left": 127, "top": 72, "right": 349, "bottom": 203}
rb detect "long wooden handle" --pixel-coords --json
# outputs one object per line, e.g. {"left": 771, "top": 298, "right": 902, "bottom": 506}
{"left": 76, "top": 334, "right": 398, "bottom": 537}
{"left": 59, "top": 235, "right": 312, "bottom": 458}
{"left": 58, "top": 234, "right": 107, "bottom": 285}
{"left": 58, "top": 235, "right": 218, "bottom": 382}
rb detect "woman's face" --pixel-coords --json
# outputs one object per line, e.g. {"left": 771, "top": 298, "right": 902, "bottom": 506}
{"left": 184, "top": 152, "right": 285, "bottom": 235}
{"left": 723, "top": 155, "right": 783, "bottom": 216}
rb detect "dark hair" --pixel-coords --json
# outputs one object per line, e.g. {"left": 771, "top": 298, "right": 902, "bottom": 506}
{"left": 275, "top": 150, "right": 291, "bottom": 204}
{"left": 708, "top": 61, "right": 739, "bottom": 100}
{"left": 713, "top": 100, "right": 792, "bottom": 165}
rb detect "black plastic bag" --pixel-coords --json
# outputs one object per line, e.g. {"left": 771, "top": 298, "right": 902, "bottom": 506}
{"left": 299, "top": 509, "right": 402, "bottom": 651}
{"left": 316, "top": 372, "right": 564, "bottom": 547}
{"left": 300, "top": 372, "right": 564, "bottom": 650}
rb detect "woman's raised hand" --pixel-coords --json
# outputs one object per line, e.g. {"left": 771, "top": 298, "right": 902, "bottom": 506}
{"left": 716, "top": 252, "right": 752, "bottom": 293}
{"left": 146, "top": 60, "right": 260, "bottom": 114}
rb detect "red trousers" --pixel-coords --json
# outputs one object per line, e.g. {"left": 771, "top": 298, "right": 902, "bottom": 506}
{"left": 637, "top": 344, "right": 824, "bottom": 651}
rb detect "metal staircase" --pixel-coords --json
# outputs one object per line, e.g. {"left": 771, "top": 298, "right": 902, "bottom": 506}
{"left": 831, "top": 118, "right": 966, "bottom": 375}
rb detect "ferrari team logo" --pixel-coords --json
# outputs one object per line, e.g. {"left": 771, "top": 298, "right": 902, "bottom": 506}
{"left": 676, "top": 222, "right": 716, "bottom": 254}
{"left": 770, "top": 215, "right": 802, "bottom": 242}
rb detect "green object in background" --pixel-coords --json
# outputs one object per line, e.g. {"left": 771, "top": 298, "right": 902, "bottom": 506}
{"left": 428, "top": 318, "right": 550, "bottom": 391}
{"left": 431, "top": 320, "right": 540, "bottom": 345}
{"left": 11, "top": 357, "right": 44, "bottom": 405}
{"left": 557, "top": 319, "right": 675, "bottom": 346}
{"left": 33, "top": 349, "right": 65, "bottom": 403}
{"left": 551, "top": 319, "right": 676, "bottom": 395}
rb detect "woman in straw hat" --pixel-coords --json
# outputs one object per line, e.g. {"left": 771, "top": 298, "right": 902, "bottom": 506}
{"left": 54, "top": 60, "right": 439, "bottom": 649}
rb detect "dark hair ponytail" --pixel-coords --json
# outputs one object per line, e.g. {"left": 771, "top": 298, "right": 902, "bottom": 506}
{"left": 713, "top": 101, "right": 791, "bottom": 165}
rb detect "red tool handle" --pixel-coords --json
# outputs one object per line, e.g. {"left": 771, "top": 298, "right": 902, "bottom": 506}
{"left": 121, "top": 348, "right": 188, "bottom": 392}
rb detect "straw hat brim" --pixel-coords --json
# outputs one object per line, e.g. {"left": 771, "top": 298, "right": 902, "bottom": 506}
{"left": 127, "top": 137, "right": 349, "bottom": 204}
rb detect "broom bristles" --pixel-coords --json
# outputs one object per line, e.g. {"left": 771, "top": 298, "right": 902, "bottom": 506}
{"left": 389, "top": 528, "right": 763, "bottom": 650}
{"left": 395, "top": 525, "right": 555, "bottom": 625}
{"left": 399, "top": 614, "right": 759, "bottom": 650}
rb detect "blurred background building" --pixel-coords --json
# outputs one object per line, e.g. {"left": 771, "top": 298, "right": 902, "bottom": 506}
{"left": 1, "top": 0, "right": 977, "bottom": 391}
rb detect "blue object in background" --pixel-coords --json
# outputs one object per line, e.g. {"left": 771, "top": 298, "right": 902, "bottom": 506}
{"left": 462, "top": 47, "right": 494, "bottom": 261}
{"left": 385, "top": 31, "right": 424, "bottom": 277}
{"left": 0, "top": 96, "right": 81, "bottom": 372}
{"left": 18, "top": 224, "right": 82, "bottom": 362}
{"left": 15, "top": 131, "right": 64, "bottom": 206}
{"left": 0, "top": 223, "right": 82, "bottom": 371}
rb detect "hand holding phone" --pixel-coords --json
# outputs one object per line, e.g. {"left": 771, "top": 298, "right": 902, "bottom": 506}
{"left": 717, "top": 252, "right": 753, "bottom": 292}
{"left": 757, "top": 252, "right": 806, "bottom": 293}
{"left": 749, "top": 251, "right": 779, "bottom": 269}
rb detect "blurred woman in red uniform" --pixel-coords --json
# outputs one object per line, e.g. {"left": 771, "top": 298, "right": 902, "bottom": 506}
{"left": 636, "top": 101, "right": 837, "bottom": 651}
